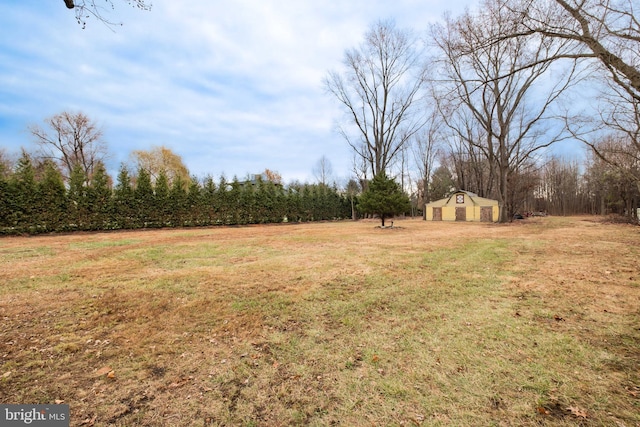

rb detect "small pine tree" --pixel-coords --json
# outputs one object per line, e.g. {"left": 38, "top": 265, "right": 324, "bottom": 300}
{"left": 358, "top": 171, "right": 411, "bottom": 227}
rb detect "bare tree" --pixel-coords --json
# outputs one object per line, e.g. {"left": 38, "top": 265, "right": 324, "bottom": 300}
{"left": 412, "top": 103, "right": 444, "bottom": 205}
{"left": 500, "top": 0, "right": 640, "bottom": 194}
{"left": 63, "top": 0, "right": 151, "bottom": 28}
{"left": 0, "top": 148, "right": 12, "bottom": 179}
{"left": 504, "top": 0, "right": 640, "bottom": 101}
{"left": 262, "top": 169, "right": 283, "bottom": 185}
{"left": 325, "top": 20, "right": 428, "bottom": 177}
{"left": 312, "top": 155, "right": 334, "bottom": 186}
{"left": 584, "top": 136, "right": 639, "bottom": 218}
{"left": 431, "top": 0, "right": 577, "bottom": 221}
{"left": 586, "top": 74, "right": 640, "bottom": 190}
{"left": 345, "top": 178, "right": 361, "bottom": 220}
{"left": 536, "top": 156, "right": 589, "bottom": 215}
{"left": 29, "top": 111, "right": 107, "bottom": 182}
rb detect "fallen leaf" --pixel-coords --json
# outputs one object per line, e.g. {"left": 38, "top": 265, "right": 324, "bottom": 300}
{"left": 80, "top": 415, "right": 97, "bottom": 426}
{"left": 536, "top": 406, "right": 549, "bottom": 415}
{"left": 106, "top": 370, "right": 116, "bottom": 379}
{"left": 2, "top": 371, "right": 11, "bottom": 379}
{"left": 54, "top": 399, "right": 64, "bottom": 404}
{"left": 372, "top": 355, "right": 379, "bottom": 363}
{"left": 94, "top": 366, "right": 112, "bottom": 377}
{"left": 169, "top": 377, "right": 190, "bottom": 389}
{"left": 553, "top": 315, "right": 564, "bottom": 322}
{"left": 567, "top": 406, "right": 588, "bottom": 419}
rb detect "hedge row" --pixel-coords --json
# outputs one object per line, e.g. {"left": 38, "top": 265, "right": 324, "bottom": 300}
{"left": 0, "top": 158, "right": 353, "bottom": 235}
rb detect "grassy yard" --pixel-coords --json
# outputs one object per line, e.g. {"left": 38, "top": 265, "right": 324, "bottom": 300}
{"left": 0, "top": 217, "right": 638, "bottom": 426}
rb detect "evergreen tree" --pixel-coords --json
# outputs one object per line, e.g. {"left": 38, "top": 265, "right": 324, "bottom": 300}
{"left": 358, "top": 172, "right": 411, "bottom": 227}
{"left": 134, "top": 167, "right": 154, "bottom": 227}
{"left": 301, "top": 185, "right": 314, "bottom": 222}
{"left": 169, "top": 174, "right": 188, "bottom": 226}
{"left": 37, "top": 160, "right": 67, "bottom": 231}
{"left": 154, "top": 170, "right": 170, "bottom": 225}
{"left": 216, "top": 176, "right": 230, "bottom": 225}
{"left": 113, "top": 165, "right": 135, "bottom": 229}
{"left": 9, "top": 152, "right": 38, "bottom": 231}
{"left": 429, "top": 165, "right": 455, "bottom": 202}
{"left": 187, "top": 176, "right": 204, "bottom": 226}
{"left": 88, "top": 161, "right": 112, "bottom": 229}
{"left": 201, "top": 176, "right": 217, "bottom": 225}
{"left": 285, "top": 184, "right": 302, "bottom": 222}
{"left": 0, "top": 172, "right": 9, "bottom": 230}
{"left": 237, "top": 178, "right": 254, "bottom": 225}
{"left": 227, "top": 177, "right": 243, "bottom": 225}
{"left": 67, "top": 163, "right": 89, "bottom": 230}
{"left": 265, "top": 180, "right": 286, "bottom": 223}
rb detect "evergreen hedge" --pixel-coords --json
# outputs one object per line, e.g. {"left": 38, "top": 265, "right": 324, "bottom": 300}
{"left": 0, "top": 162, "right": 353, "bottom": 235}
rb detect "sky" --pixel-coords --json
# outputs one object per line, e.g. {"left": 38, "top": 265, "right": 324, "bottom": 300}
{"left": 0, "top": 0, "right": 480, "bottom": 184}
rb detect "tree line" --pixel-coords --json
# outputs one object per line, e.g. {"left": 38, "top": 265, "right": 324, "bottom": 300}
{"left": 18, "top": 0, "right": 640, "bottom": 223}
{"left": 0, "top": 152, "right": 352, "bottom": 235}
{"left": 326, "top": 0, "right": 640, "bottom": 221}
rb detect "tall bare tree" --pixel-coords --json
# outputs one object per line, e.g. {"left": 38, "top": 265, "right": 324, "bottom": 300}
{"left": 412, "top": 104, "right": 444, "bottom": 205}
{"left": 431, "top": 0, "right": 577, "bottom": 221}
{"left": 325, "top": 20, "right": 428, "bottom": 177}
{"left": 585, "top": 136, "right": 640, "bottom": 218}
{"left": 312, "top": 155, "right": 334, "bottom": 186}
{"left": 29, "top": 111, "right": 107, "bottom": 182}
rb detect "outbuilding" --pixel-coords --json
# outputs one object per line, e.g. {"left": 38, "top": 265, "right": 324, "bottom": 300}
{"left": 425, "top": 190, "right": 500, "bottom": 222}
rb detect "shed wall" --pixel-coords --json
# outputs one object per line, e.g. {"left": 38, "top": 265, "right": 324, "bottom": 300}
{"left": 425, "top": 192, "right": 500, "bottom": 222}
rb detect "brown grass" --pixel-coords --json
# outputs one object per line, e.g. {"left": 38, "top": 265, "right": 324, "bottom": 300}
{"left": 0, "top": 217, "right": 639, "bottom": 426}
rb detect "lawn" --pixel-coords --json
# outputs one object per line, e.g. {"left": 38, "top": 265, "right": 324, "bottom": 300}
{"left": 0, "top": 217, "right": 638, "bottom": 426}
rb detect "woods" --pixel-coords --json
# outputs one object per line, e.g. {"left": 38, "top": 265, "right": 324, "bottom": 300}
{"left": 325, "top": 0, "right": 640, "bottom": 222}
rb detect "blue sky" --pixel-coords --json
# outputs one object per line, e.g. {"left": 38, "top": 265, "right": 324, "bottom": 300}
{"left": 0, "top": 0, "right": 478, "bottom": 184}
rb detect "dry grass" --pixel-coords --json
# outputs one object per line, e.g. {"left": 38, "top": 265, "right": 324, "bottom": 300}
{"left": 0, "top": 217, "right": 638, "bottom": 426}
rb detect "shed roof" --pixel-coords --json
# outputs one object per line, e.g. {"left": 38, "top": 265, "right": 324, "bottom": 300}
{"left": 425, "top": 190, "right": 499, "bottom": 207}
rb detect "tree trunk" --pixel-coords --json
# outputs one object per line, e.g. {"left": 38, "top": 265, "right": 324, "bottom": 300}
{"left": 351, "top": 197, "right": 357, "bottom": 220}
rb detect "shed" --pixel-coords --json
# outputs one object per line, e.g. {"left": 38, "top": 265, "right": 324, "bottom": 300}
{"left": 425, "top": 190, "right": 500, "bottom": 222}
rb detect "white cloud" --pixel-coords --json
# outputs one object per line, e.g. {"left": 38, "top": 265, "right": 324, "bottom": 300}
{"left": 0, "top": 0, "right": 473, "bottom": 183}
